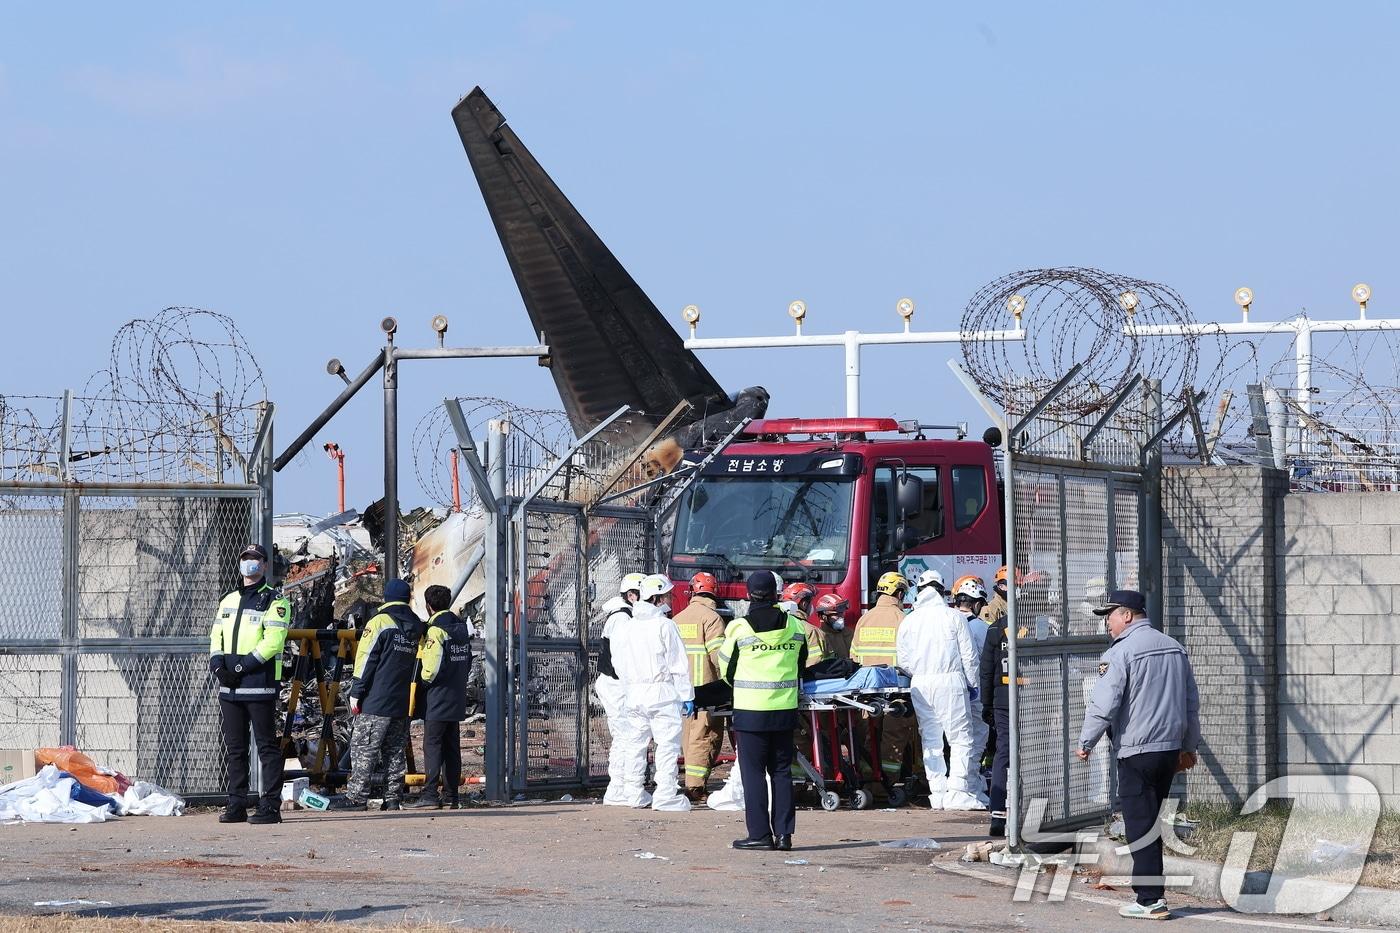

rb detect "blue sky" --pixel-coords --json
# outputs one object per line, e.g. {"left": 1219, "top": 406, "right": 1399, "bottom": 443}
{"left": 3, "top": 3, "right": 1397, "bottom": 512}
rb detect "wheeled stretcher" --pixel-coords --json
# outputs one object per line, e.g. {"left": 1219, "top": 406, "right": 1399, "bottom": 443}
{"left": 695, "top": 666, "right": 917, "bottom": 810}
{"left": 796, "top": 666, "right": 916, "bottom": 810}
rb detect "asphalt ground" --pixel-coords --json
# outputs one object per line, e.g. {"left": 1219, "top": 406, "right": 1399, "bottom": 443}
{"left": 1, "top": 799, "right": 1394, "bottom": 932}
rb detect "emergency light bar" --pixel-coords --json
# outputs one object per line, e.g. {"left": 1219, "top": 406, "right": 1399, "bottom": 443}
{"left": 743, "top": 417, "right": 904, "bottom": 436}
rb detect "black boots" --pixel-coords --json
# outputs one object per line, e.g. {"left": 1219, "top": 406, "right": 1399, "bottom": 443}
{"left": 732, "top": 835, "right": 776, "bottom": 850}
{"left": 408, "top": 794, "right": 442, "bottom": 810}
{"left": 776, "top": 835, "right": 793, "bottom": 851}
{"left": 218, "top": 806, "right": 246, "bottom": 824}
{"left": 248, "top": 802, "right": 281, "bottom": 825}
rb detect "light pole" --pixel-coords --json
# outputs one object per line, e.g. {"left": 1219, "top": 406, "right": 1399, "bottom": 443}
{"left": 275, "top": 316, "right": 549, "bottom": 576}
{"left": 1124, "top": 284, "right": 1395, "bottom": 459}
{"left": 681, "top": 298, "right": 1026, "bottom": 417}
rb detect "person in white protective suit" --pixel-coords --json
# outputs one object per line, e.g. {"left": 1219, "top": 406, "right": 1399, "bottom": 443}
{"left": 600, "top": 573, "right": 646, "bottom": 806}
{"left": 951, "top": 578, "right": 993, "bottom": 801}
{"left": 896, "top": 577, "right": 985, "bottom": 810}
{"left": 610, "top": 574, "right": 694, "bottom": 811}
{"left": 914, "top": 568, "right": 948, "bottom": 607}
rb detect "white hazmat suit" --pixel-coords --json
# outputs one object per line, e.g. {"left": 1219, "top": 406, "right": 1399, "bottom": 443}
{"left": 896, "top": 599, "right": 985, "bottom": 810}
{"left": 959, "top": 608, "right": 991, "bottom": 797}
{"left": 597, "top": 596, "right": 633, "bottom": 806}
{"left": 610, "top": 600, "right": 694, "bottom": 811}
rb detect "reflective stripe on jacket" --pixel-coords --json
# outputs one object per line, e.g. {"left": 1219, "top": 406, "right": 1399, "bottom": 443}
{"left": 672, "top": 595, "right": 726, "bottom": 686}
{"left": 209, "top": 582, "right": 291, "bottom": 701}
{"left": 850, "top": 594, "right": 905, "bottom": 666}
{"left": 719, "top": 613, "right": 806, "bottom": 712}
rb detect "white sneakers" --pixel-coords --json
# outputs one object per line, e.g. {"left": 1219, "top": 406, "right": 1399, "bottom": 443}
{"left": 1118, "top": 899, "right": 1169, "bottom": 920}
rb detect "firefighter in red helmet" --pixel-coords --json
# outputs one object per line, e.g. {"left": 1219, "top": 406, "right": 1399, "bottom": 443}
{"left": 675, "top": 572, "right": 726, "bottom": 801}
{"left": 781, "top": 581, "right": 828, "bottom": 667}
{"left": 814, "top": 592, "right": 853, "bottom": 660}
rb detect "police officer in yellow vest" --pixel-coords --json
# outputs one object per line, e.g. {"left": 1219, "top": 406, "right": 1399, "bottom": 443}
{"left": 209, "top": 543, "right": 291, "bottom": 825}
{"left": 851, "top": 571, "right": 916, "bottom": 793}
{"left": 719, "top": 571, "right": 808, "bottom": 851}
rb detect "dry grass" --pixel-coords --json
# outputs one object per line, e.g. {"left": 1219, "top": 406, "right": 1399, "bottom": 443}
{"left": 0, "top": 920, "right": 506, "bottom": 933}
{"left": 1182, "top": 801, "right": 1400, "bottom": 890}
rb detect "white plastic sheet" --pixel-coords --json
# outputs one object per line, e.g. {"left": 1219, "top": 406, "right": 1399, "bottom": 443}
{"left": 0, "top": 766, "right": 112, "bottom": 824}
{"left": 117, "top": 781, "right": 184, "bottom": 817}
{"left": 0, "top": 765, "right": 184, "bottom": 822}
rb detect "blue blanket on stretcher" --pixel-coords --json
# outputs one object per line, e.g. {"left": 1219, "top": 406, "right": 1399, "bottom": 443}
{"left": 801, "top": 666, "right": 911, "bottom": 695}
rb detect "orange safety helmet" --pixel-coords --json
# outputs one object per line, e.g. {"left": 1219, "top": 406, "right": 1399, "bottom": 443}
{"left": 814, "top": 592, "right": 849, "bottom": 617}
{"left": 995, "top": 565, "right": 1009, "bottom": 584}
{"left": 781, "top": 581, "right": 816, "bottom": 610}
{"left": 952, "top": 574, "right": 985, "bottom": 595}
{"left": 690, "top": 572, "right": 719, "bottom": 598}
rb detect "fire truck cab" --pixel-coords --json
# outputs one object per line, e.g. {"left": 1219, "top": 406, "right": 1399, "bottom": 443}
{"left": 667, "top": 417, "right": 1003, "bottom": 622}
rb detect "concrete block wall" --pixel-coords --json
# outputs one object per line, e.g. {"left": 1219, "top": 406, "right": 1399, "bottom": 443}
{"left": 0, "top": 654, "right": 61, "bottom": 749}
{"left": 1278, "top": 493, "right": 1400, "bottom": 803}
{"left": 1162, "top": 465, "right": 1286, "bottom": 805}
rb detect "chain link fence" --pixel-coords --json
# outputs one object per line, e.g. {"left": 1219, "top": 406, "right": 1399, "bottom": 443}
{"left": 0, "top": 391, "right": 270, "bottom": 798}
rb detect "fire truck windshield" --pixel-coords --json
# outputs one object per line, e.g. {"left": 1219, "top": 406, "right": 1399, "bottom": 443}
{"left": 673, "top": 476, "right": 854, "bottom": 570}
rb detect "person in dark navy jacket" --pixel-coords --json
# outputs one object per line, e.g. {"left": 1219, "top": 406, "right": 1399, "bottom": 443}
{"left": 409, "top": 585, "right": 473, "bottom": 809}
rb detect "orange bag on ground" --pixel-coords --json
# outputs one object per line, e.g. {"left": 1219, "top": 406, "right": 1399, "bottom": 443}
{"left": 35, "top": 746, "right": 130, "bottom": 796}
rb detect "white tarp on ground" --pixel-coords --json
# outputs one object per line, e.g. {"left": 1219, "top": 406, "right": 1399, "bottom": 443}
{"left": 0, "top": 765, "right": 184, "bottom": 823}
{"left": 118, "top": 780, "right": 185, "bottom": 816}
{"left": 0, "top": 766, "right": 111, "bottom": 823}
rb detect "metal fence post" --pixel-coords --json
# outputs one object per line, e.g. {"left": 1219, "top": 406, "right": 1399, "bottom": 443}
{"left": 1142, "top": 380, "right": 1164, "bottom": 630}
{"left": 261, "top": 406, "right": 274, "bottom": 561}
{"left": 60, "top": 485, "right": 79, "bottom": 747}
{"left": 57, "top": 390, "right": 78, "bottom": 746}
{"left": 1002, "top": 441, "right": 1022, "bottom": 848}
{"left": 575, "top": 508, "right": 589, "bottom": 786}
{"left": 58, "top": 390, "right": 72, "bottom": 483}
{"left": 486, "top": 419, "right": 509, "bottom": 800}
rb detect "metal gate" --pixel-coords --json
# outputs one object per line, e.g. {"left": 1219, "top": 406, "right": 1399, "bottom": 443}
{"left": 508, "top": 500, "right": 653, "bottom": 791}
{"left": 949, "top": 364, "right": 1187, "bottom": 847}
{"left": 1006, "top": 459, "right": 1142, "bottom": 840}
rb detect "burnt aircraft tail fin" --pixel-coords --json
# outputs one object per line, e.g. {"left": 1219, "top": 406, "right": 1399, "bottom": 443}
{"left": 452, "top": 87, "right": 733, "bottom": 439}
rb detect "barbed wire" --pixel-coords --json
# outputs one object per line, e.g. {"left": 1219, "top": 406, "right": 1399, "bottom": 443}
{"left": 959, "top": 267, "right": 1263, "bottom": 425}
{"left": 1, "top": 307, "right": 265, "bottom": 484}
{"left": 410, "top": 398, "right": 574, "bottom": 511}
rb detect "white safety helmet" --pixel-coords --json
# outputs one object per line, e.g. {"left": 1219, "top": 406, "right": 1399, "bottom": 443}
{"left": 619, "top": 572, "right": 647, "bottom": 596}
{"left": 955, "top": 578, "right": 988, "bottom": 602}
{"left": 640, "top": 574, "right": 674, "bottom": 601}
{"left": 916, "top": 568, "right": 945, "bottom": 592}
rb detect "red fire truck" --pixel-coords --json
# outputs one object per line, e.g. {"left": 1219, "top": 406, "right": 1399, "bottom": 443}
{"left": 667, "top": 417, "right": 1003, "bottom": 619}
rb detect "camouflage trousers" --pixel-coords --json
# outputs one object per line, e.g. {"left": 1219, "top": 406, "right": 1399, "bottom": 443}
{"left": 344, "top": 713, "right": 408, "bottom": 804}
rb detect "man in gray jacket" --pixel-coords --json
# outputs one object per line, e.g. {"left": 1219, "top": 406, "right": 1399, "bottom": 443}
{"left": 1076, "top": 589, "right": 1200, "bottom": 921}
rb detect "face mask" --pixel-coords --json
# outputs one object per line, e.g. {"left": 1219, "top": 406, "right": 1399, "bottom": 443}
{"left": 778, "top": 600, "right": 797, "bottom": 614}
{"left": 830, "top": 618, "right": 846, "bottom": 631}
{"left": 239, "top": 559, "right": 262, "bottom": 578}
